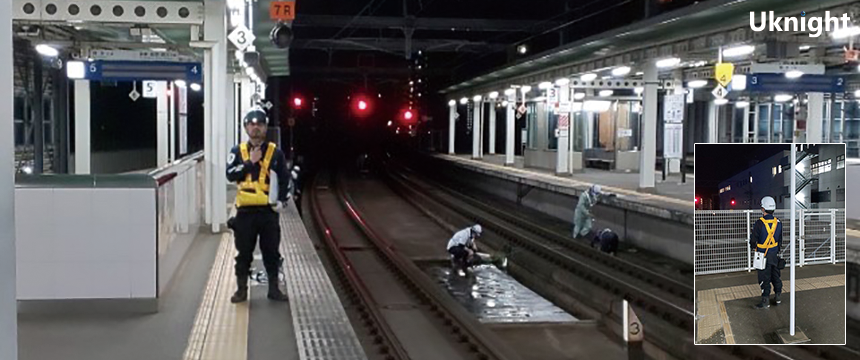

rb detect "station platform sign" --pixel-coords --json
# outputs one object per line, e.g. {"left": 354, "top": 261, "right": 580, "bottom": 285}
{"left": 747, "top": 73, "right": 845, "bottom": 93}
{"left": 80, "top": 60, "right": 203, "bottom": 82}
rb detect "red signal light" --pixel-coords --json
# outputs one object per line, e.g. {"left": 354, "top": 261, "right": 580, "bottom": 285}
{"left": 358, "top": 100, "right": 368, "bottom": 111}
{"left": 404, "top": 110, "right": 413, "bottom": 120}
{"left": 731, "top": 198, "right": 736, "bottom": 206}
{"left": 293, "top": 97, "right": 303, "bottom": 108}
{"left": 695, "top": 197, "right": 699, "bottom": 204}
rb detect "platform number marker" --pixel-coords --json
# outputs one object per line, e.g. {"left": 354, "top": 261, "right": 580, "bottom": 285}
{"left": 711, "top": 85, "right": 729, "bottom": 99}
{"left": 129, "top": 81, "right": 141, "bottom": 101}
{"left": 228, "top": 25, "right": 255, "bottom": 51}
{"left": 143, "top": 81, "right": 158, "bottom": 99}
{"left": 263, "top": 101, "right": 273, "bottom": 110}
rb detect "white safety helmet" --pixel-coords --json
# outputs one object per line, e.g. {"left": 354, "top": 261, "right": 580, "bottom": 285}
{"left": 471, "top": 224, "right": 483, "bottom": 237}
{"left": 591, "top": 184, "right": 602, "bottom": 195}
{"left": 761, "top": 196, "right": 776, "bottom": 211}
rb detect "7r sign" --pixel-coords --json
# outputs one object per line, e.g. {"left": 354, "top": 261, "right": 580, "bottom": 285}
{"left": 270, "top": 1, "right": 296, "bottom": 21}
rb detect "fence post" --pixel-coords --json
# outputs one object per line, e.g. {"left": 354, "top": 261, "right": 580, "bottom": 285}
{"left": 747, "top": 211, "right": 751, "bottom": 272}
{"left": 831, "top": 209, "right": 836, "bottom": 264}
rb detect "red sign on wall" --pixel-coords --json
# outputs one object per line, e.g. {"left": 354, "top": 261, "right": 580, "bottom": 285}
{"left": 270, "top": 1, "right": 296, "bottom": 21}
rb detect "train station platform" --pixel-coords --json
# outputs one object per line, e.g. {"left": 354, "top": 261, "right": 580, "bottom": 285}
{"left": 436, "top": 154, "right": 692, "bottom": 224}
{"left": 16, "top": 203, "right": 365, "bottom": 360}
{"left": 695, "top": 264, "right": 846, "bottom": 345}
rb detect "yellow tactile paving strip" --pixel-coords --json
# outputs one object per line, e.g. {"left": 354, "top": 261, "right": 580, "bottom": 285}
{"left": 183, "top": 231, "right": 249, "bottom": 360}
{"left": 440, "top": 154, "right": 691, "bottom": 207}
{"left": 695, "top": 274, "right": 845, "bottom": 344}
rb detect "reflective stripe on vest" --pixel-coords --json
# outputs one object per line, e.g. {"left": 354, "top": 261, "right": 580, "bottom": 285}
{"left": 236, "top": 142, "right": 276, "bottom": 207}
{"left": 757, "top": 217, "right": 779, "bottom": 256}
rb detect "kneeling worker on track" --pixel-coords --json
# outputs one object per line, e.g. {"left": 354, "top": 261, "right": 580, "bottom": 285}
{"left": 447, "top": 224, "right": 506, "bottom": 276}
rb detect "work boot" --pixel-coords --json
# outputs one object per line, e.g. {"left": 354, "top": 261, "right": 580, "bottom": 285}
{"left": 774, "top": 292, "right": 781, "bottom": 306}
{"left": 267, "top": 274, "right": 289, "bottom": 302}
{"left": 754, "top": 295, "right": 769, "bottom": 309}
{"left": 230, "top": 276, "right": 249, "bottom": 303}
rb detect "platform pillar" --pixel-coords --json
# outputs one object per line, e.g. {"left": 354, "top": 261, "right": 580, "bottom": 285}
{"left": 0, "top": 1, "right": 17, "bottom": 358}
{"left": 639, "top": 62, "right": 657, "bottom": 190}
{"left": 489, "top": 102, "right": 496, "bottom": 154}
{"left": 74, "top": 80, "right": 91, "bottom": 174}
{"left": 156, "top": 81, "right": 170, "bottom": 167}
{"left": 203, "top": 0, "right": 228, "bottom": 232}
{"left": 449, "top": 101, "right": 456, "bottom": 154}
{"left": 505, "top": 100, "right": 515, "bottom": 165}
{"left": 472, "top": 97, "right": 482, "bottom": 159}
{"left": 807, "top": 93, "right": 823, "bottom": 144}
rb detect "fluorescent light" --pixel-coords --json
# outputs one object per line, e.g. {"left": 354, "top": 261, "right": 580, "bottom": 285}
{"left": 774, "top": 94, "right": 793, "bottom": 102}
{"left": 634, "top": 87, "right": 644, "bottom": 94}
{"left": 473, "top": 95, "right": 482, "bottom": 102}
{"left": 687, "top": 80, "right": 708, "bottom": 88}
{"left": 656, "top": 57, "right": 681, "bottom": 68}
{"left": 735, "top": 101, "right": 750, "bottom": 108}
{"left": 174, "top": 80, "right": 187, "bottom": 88}
{"left": 583, "top": 100, "right": 611, "bottom": 112}
{"left": 459, "top": 97, "right": 468, "bottom": 105}
{"left": 602, "top": 76, "right": 612, "bottom": 80}
{"left": 832, "top": 26, "right": 860, "bottom": 39}
{"left": 501, "top": 100, "right": 509, "bottom": 107}
{"left": 732, "top": 75, "right": 747, "bottom": 91}
{"left": 504, "top": 89, "right": 516, "bottom": 96}
{"left": 785, "top": 70, "right": 803, "bottom": 79}
{"left": 448, "top": 100, "right": 457, "bottom": 106}
{"left": 573, "top": 92, "right": 585, "bottom": 100}
{"left": 635, "top": 71, "right": 644, "bottom": 76}
{"left": 555, "top": 78, "right": 570, "bottom": 86}
{"left": 538, "top": 81, "right": 553, "bottom": 90}
{"left": 854, "top": 89, "right": 860, "bottom": 98}
{"left": 722, "top": 45, "right": 755, "bottom": 57}
{"left": 599, "top": 90, "right": 614, "bottom": 97}
{"left": 35, "top": 44, "right": 59, "bottom": 57}
{"left": 521, "top": 86, "right": 532, "bottom": 94}
{"left": 532, "top": 96, "right": 546, "bottom": 102}
{"left": 66, "top": 61, "right": 85, "bottom": 79}
{"left": 580, "top": 73, "right": 597, "bottom": 82}
{"left": 488, "top": 91, "right": 499, "bottom": 99}
{"left": 714, "top": 98, "right": 729, "bottom": 105}
{"left": 190, "top": 83, "right": 202, "bottom": 92}
{"left": 799, "top": 45, "right": 811, "bottom": 51}
{"left": 611, "top": 66, "right": 631, "bottom": 76}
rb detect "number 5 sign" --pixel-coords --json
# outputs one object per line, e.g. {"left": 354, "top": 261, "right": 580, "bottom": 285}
{"left": 270, "top": 1, "right": 296, "bottom": 21}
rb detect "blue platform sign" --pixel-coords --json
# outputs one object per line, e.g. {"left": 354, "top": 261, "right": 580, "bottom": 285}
{"left": 747, "top": 73, "right": 845, "bottom": 93}
{"left": 83, "top": 61, "right": 203, "bottom": 82}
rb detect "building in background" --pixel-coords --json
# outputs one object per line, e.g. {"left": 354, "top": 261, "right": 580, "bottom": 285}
{"left": 718, "top": 144, "right": 845, "bottom": 210}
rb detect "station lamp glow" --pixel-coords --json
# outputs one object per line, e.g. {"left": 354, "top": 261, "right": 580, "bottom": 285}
{"left": 573, "top": 92, "right": 586, "bottom": 100}
{"left": 722, "top": 45, "right": 755, "bottom": 57}
{"left": 832, "top": 25, "right": 860, "bottom": 39}
{"left": 502, "top": 100, "right": 509, "bottom": 107}
{"left": 714, "top": 98, "right": 729, "bottom": 105}
{"left": 488, "top": 91, "right": 499, "bottom": 99}
{"left": 174, "top": 79, "right": 187, "bottom": 88}
{"left": 459, "top": 97, "right": 469, "bottom": 105}
{"left": 634, "top": 87, "right": 644, "bottom": 95}
{"left": 774, "top": 94, "right": 793, "bottom": 102}
{"left": 555, "top": 78, "right": 570, "bottom": 86}
{"left": 785, "top": 70, "right": 804, "bottom": 79}
{"left": 521, "top": 86, "right": 532, "bottom": 94}
{"left": 735, "top": 100, "right": 750, "bottom": 108}
{"left": 473, "top": 95, "right": 483, "bottom": 102}
{"left": 35, "top": 44, "right": 59, "bottom": 57}
{"left": 66, "top": 61, "right": 85, "bottom": 79}
{"left": 853, "top": 89, "right": 860, "bottom": 98}
{"left": 583, "top": 100, "right": 611, "bottom": 112}
{"left": 448, "top": 99, "right": 457, "bottom": 106}
{"left": 504, "top": 89, "right": 516, "bottom": 96}
{"left": 598, "top": 90, "right": 614, "bottom": 97}
{"left": 580, "top": 73, "right": 597, "bottom": 82}
{"left": 611, "top": 66, "right": 631, "bottom": 77}
{"left": 190, "top": 83, "right": 202, "bottom": 92}
{"left": 687, "top": 80, "right": 708, "bottom": 88}
{"left": 656, "top": 57, "right": 681, "bottom": 68}
{"left": 538, "top": 82, "right": 553, "bottom": 90}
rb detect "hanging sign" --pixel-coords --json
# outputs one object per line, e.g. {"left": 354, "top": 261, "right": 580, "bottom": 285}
{"left": 270, "top": 1, "right": 297, "bottom": 21}
{"left": 714, "top": 62, "right": 734, "bottom": 87}
{"left": 663, "top": 94, "right": 685, "bottom": 123}
{"left": 228, "top": 25, "right": 255, "bottom": 51}
{"left": 142, "top": 81, "right": 159, "bottom": 98}
{"left": 711, "top": 85, "right": 729, "bottom": 99}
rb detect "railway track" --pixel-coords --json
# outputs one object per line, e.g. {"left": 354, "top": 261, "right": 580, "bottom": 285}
{"left": 307, "top": 169, "right": 523, "bottom": 360}
{"left": 380, "top": 156, "right": 860, "bottom": 360}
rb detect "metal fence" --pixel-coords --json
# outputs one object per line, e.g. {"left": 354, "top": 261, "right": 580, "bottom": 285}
{"left": 695, "top": 209, "right": 846, "bottom": 275}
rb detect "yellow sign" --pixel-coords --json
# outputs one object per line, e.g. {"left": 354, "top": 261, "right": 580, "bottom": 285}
{"left": 715, "top": 63, "right": 734, "bottom": 87}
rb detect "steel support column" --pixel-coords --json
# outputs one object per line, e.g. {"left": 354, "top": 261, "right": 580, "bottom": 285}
{"left": 807, "top": 93, "right": 824, "bottom": 144}
{"left": 639, "top": 62, "right": 657, "bottom": 190}
{"left": 448, "top": 101, "right": 456, "bottom": 154}
{"left": 74, "top": 80, "right": 91, "bottom": 174}
{"left": 203, "top": 0, "right": 228, "bottom": 232}
{"left": 506, "top": 101, "right": 515, "bottom": 165}
{"left": 0, "top": 0, "right": 16, "bottom": 354}
{"left": 489, "top": 103, "right": 496, "bottom": 155}
{"left": 472, "top": 100, "right": 482, "bottom": 159}
{"left": 157, "top": 81, "right": 170, "bottom": 167}
{"left": 33, "top": 52, "right": 44, "bottom": 173}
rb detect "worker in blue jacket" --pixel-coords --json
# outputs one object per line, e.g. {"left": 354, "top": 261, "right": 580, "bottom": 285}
{"left": 750, "top": 196, "right": 783, "bottom": 309}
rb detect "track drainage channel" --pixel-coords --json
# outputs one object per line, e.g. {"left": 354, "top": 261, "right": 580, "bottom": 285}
{"left": 421, "top": 262, "right": 577, "bottom": 324}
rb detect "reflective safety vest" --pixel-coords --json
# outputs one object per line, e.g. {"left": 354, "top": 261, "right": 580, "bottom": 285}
{"left": 757, "top": 217, "right": 779, "bottom": 255}
{"left": 236, "top": 142, "right": 277, "bottom": 207}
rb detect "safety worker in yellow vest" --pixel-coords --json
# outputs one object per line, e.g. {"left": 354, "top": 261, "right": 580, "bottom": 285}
{"left": 225, "top": 108, "right": 291, "bottom": 303}
{"left": 751, "top": 196, "right": 783, "bottom": 309}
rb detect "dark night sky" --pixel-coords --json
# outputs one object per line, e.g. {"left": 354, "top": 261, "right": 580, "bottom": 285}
{"left": 695, "top": 144, "right": 789, "bottom": 199}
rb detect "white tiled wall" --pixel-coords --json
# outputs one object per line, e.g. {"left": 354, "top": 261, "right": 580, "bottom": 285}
{"left": 15, "top": 187, "right": 157, "bottom": 300}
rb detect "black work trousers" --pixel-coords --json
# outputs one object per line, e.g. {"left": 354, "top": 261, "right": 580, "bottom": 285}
{"left": 233, "top": 207, "right": 282, "bottom": 278}
{"left": 757, "top": 261, "right": 783, "bottom": 297}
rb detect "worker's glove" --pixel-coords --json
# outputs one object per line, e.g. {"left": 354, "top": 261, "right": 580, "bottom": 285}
{"left": 273, "top": 200, "right": 288, "bottom": 213}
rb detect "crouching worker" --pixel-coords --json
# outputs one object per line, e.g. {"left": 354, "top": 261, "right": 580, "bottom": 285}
{"left": 591, "top": 228, "right": 619, "bottom": 256}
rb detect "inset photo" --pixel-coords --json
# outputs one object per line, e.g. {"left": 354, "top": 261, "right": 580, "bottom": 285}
{"left": 694, "top": 143, "right": 846, "bottom": 345}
